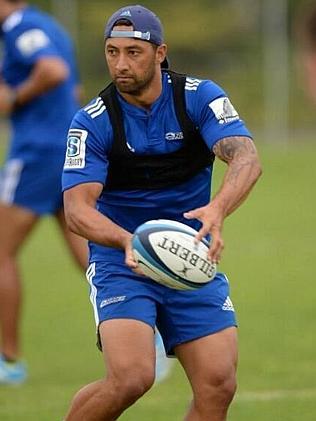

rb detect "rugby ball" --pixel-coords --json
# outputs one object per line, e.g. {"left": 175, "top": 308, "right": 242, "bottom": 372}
{"left": 132, "top": 219, "right": 217, "bottom": 290}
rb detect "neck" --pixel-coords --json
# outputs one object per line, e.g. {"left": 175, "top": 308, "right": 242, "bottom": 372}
{"left": 0, "top": 2, "right": 26, "bottom": 23}
{"left": 119, "top": 69, "right": 163, "bottom": 110}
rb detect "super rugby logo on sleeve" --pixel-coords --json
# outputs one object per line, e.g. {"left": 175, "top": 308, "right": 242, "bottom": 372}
{"left": 64, "top": 129, "right": 88, "bottom": 169}
{"left": 208, "top": 97, "right": 239, "bottom": 124}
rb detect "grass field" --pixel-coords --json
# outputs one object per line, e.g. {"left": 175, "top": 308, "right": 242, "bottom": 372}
{"left": 0, "top": 141, "right": 315, "bottom": 420}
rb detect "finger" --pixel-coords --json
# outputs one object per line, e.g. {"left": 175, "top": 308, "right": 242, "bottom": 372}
{"left": 183, "top": 208, "right": 202, "bottom": 220}
{"left": 133, "top": 266, "right": 145, "bottom": 276}
{"left": 208, "top": 233, "right": 224, "bottom": 264}
{"left": 126, "top": 256, "right": 138, "bottom": 269}
{"left": 125, "top": 248, "right": 138, "bottom": 269}
{"left": 183, "top": 211, "right": 195, "bottom": 220}
{"left": 195, "top": 225, "right": 210, "bottom": 243}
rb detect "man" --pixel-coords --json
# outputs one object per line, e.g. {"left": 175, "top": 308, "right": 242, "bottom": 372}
{"left": 62, "top": 5, "right": 262, "bottom": 421}
{"left": 0, "top": 0, "right": 88, "bottom": 385}
{"left": 0, "top": 0, "right": 171, "bottom": 388}
{"left": 295, "top": 2, "right": 316, "bottom": 103}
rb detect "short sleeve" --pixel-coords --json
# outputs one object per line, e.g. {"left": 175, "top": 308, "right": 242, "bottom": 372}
{"left": 189, "top": 80, "right": 253, "bottom": 149}
{"left": 10, "top": 26, "right": 61, "bottom": 66}
{"left": 62, "top": 108, "right": 110, "bottom": 192}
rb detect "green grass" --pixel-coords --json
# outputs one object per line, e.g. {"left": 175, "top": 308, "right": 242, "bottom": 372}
{"left": 0, "top": 141, "right": 315, "bottom": 420}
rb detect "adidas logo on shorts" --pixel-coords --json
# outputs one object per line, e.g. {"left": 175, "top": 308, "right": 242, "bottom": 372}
{"left": 222, "top": 296, "right": 235, "bottom": 312}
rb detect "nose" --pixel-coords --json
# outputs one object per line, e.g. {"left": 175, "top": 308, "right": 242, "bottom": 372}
{"left": 115, "top": 52, "right": 129, "bottom": 72}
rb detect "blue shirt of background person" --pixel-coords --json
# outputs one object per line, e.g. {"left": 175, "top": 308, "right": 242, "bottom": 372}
{"left": 1, "top": 5, "right": 80, "bottom": 158}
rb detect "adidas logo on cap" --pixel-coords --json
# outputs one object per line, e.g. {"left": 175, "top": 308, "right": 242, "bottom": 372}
{"left": 120, "top": 10, "right": 132, "bottom": 17}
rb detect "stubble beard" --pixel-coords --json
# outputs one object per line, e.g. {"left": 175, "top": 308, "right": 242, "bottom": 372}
{"left": 113, "top": 64, "right": 156, "bottom": 96}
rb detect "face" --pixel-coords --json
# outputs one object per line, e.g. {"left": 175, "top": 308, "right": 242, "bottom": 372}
{"left": 0, "top": 0, "right": 8, "bottom": 23}
{"left": 0, "top": 0, "right": 20, "bottom": 24}
{"left": 105, "top": 25, "right": 166, "bottom": 95}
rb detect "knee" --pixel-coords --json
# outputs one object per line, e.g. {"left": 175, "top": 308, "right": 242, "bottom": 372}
{"left": 217, "top": 372, "right": 237, "bottom": 404}
{"left": 197, "top": 369, "right": 237, "bottom": 407}
{"left": 110, "top": 366, "right": 155, "bottom": 405}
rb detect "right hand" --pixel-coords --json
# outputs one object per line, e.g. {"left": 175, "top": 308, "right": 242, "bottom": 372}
{"left": 124, "top": 238, "right": 145, "bottom": 276}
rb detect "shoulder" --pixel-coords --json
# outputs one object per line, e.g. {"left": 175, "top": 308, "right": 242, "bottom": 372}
{"left": 184, "top": 75, "right": 226, "bottom": 101}
{"left": 4, "top": 8, "right": 50, "bottom": 51}
{"left": 82, "top": 97, "right": 108, "bottom": 120}
{"left": 4, "top": 7, "right": 43, "bottom": 36}
{"left": 71, "top": 97, "right": 111, "bottom": 138}
{"left": 166, "top": 71, "right": 225, "bottom": 105}
{"left": 180, "top": 74, "right": 227, "bottom": 121}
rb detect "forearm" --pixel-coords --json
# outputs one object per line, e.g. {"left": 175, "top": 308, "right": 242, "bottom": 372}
{"left": 212, "top": 136, "right": 262, "bottom": 217}
{"left": 65, "top": 201, "right": 132, "bottom": 250}
{"left": 12, "top": 57, "right": 69, "bottom": 108}
{"left": 212, "top": 155, "right": 261, "bottom": 216}
{"left": 0, "top": 58, "right": 69, "bottom": 114}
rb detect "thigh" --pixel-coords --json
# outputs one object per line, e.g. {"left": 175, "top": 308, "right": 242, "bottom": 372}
{"left": 86, "top": 261, "right": 161, "bottom": 344}
{"left": 175, "top": 327, "right": 238, "bottom": 389}
{"left": 157, "top": 272, "right": 237, "bottom": 355}
{"left": 0, "top": 203, "right": 38, "bottom": 255}
{"left": 99, "top": 319, "right": 156, "bottom": 376}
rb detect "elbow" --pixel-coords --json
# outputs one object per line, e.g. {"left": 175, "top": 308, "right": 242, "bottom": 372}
{"left": 257, "top": 160, "right": 263, "bottom": 179}
{"left": 49, "top": 62, "right": 69, "bottom": 86}
{"left": 37, "top": 57, "right": 70, "bottom": 87}
{"left": 252, "top": 160, "right": 263, "bottom": 184}
{"left": 255, "top": 161, "right": 263, "bottom": 178}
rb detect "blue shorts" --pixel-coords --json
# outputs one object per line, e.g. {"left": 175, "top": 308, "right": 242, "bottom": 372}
{"left": 86, "top": 261, "right": 237, "bottom": 356}
{"left": 0, "top": 153, "right": 64, "bottom": 215}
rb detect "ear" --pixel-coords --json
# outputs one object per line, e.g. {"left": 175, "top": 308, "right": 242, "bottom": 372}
{"left": 156, "top": 44, "right": 168, "bottom": 66}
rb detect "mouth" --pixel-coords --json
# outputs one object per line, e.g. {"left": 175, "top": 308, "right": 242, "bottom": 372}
{"left": 115, "top": 76, "right": 133, "bottom": 82}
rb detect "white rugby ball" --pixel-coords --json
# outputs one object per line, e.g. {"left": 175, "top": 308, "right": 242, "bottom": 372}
{"left": 132, "top": 219, "right": 217, "bottom": 291}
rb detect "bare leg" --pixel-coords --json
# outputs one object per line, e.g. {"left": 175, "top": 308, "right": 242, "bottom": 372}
{"left": 0, "top": 204, "right": 38, "bottom": 359}
{"left": 65, "top": 319, "right": 155, "bottom": 421}
{"left": 175, "top": 327, "right": 238, "bottom": 421}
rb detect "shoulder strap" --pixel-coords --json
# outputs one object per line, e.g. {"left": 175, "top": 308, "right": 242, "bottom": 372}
{"left": 98, "top": 83, "right": 127, "bottom": 153}
{"left": 165, "top": 70, "right": 197, "bottom": 136}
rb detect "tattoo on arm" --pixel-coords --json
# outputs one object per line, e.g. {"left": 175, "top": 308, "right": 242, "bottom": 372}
{"left": 213, "top": 136, "right": 257, "bottom": 162}
{"left": 212, "top": 136, "right": 259, "bottom": 187}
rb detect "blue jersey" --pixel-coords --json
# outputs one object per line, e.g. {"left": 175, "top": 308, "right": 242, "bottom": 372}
{"left": 62, "top": 73, "right": 252, "bottom": 263}
{"left": 0, "top": 6, "right": 80, "bottom": 159}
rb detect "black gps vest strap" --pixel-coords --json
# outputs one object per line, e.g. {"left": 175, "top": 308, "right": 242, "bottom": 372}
{"left": 99, "top": 70, "right": 214, "bottom": 190}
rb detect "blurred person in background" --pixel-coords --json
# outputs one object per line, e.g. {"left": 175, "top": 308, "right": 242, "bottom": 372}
{"left": 0, "top": 0, "right": 87, "bottom": 385}
{"left": 62, "top": 4, "right": 261, "bottom": 421}
{"left": 0, "top": 0, "right": 172, "bottom": 387}
{"left": 295, "top": 1, "right": 316, "bottom": 103}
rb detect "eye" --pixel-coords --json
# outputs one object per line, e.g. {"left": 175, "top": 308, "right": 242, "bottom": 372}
{"left": 107, "top": 48, "right": 117, "bottom": 56}
{"left": 129, "top": 50, "right": 140, "bottom": 57}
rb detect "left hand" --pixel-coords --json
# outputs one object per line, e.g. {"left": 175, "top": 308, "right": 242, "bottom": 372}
{"left": 184, "top": 202, "right": 225, "bottom": 264}
{"left": 0, "top": 83, "right": 16, "bottom": 115}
